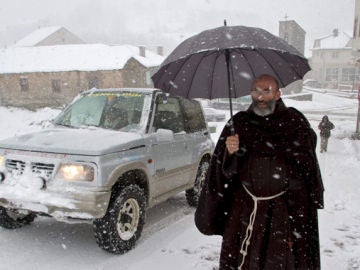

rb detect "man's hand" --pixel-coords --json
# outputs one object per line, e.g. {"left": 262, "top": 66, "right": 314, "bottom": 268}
{"left": 225, "top": 134, "right": 239, "bottom": 155}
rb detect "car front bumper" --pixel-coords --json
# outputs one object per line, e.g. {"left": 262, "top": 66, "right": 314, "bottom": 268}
{"left": 0, "top": 183, "right": 111, "bottom": 222}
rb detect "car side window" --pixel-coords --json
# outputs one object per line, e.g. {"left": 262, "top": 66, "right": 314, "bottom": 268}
{"left": 180, "top": 98, "right": 207, "bottom": 132}
{"left": 153, "top": 97, "right": 185, "bottom": 133}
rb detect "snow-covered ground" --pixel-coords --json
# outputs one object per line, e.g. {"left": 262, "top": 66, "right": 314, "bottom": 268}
{"left": 0, "top": 91, "right": 359, "bottom": 270}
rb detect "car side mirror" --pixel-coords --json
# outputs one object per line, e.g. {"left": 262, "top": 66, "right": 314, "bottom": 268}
{"left": 156, "top": 93, "right": 168, "bottom": 105}
{"left": 156, "top": 128, "right": 174, "bottom": 142}
{"left": 208, "top": 125, "right": 217, "bottom": 133}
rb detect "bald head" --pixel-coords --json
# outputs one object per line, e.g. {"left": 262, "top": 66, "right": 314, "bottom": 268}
{"left": 252, "top": 74, "right": 279, "bottom": 91}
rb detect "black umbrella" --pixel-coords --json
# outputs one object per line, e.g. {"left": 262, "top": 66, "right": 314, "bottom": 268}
{"left": 151, "top": 22, "right": 311, "bottom": 130}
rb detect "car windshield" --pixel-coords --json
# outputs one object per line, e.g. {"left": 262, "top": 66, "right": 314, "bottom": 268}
{"left": 54, "top": 91, "right": 151, "bottom": 132}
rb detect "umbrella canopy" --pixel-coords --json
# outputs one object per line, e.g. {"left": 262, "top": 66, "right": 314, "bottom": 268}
{"left": 151, "top": 24, "right": 310, "bottom": 101}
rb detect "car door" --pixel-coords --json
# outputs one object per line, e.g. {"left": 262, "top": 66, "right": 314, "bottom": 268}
{"left": 150, "top": 96, "right": 192, "bottom": 197}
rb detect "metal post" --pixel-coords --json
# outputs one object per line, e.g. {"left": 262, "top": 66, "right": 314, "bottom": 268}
{"left": 354, "top": 88, "right": 360, "bottom": 139}
{"left": 356, "top": 104, "right": 360, "bottom": 133}
{"left": 356, "top": 88, "right": 360, "bottom": 134}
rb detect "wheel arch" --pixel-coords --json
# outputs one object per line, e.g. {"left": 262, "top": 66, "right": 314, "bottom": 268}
{"left": 193, "top": 151, "right": 211, "bottom": 177}
{"left": 185, "top": 151, "right": 211, "bottom": 189}
{"left": 107, "top": 162, "right": 150, "bottom": 206}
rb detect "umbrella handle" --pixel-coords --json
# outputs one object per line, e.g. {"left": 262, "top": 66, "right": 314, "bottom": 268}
{"left": 229, "top": 119, "right": 235, "bottom": 135}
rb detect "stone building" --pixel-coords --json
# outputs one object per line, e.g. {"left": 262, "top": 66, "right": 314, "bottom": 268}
{"left": 279, "top": 19, "right": 306, "bottom": 56}
{"left": 278, "top": 19, "right": 306, "bottom": 94}
{"left": 0, "top": 27, "right": 164, "bottom": 110}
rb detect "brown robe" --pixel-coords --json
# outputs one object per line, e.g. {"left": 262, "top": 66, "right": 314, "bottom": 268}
{"left": 195, "top": 99, "right": 324, "bottom": 270}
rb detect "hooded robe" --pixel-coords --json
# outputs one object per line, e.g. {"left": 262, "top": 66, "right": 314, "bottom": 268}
{"left": 195, "top": 99, "right": 324, "bottom": 270}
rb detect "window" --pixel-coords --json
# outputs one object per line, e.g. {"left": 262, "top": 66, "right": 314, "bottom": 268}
{"left": 325, "top": 68, "right": 338, "bottom": 81}
{"left": 145, "top": 71, "right": 152, "bottom": 86}
{"left": 88, "top": 76, "right": 99, "bottom": 89}
{"left": 342, "top": 68, "right": 356, "bottom": 82}
{"left": 332, "top": 52, "right": 339, "bottom": 58}
{"left": 55, "top": 94, "right": 106, "bottom": 127}
{"left": 154, "top": 97, "right": 185, "bottom": 133}
{"left": 52, "top": 79, "right": 61, "bottom": 92}
{"left": 180, "top": 98, "right": 207, "bottom": 132}
{"left": 284, "top": 34, "right": 289, "bottom": 43}
{"left": 19, "top": 78, "right": 29, "bottom": 92}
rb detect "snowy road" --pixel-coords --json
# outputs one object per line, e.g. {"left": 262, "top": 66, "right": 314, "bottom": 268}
{"left": 0, "top": 193, "right": 207, "bottom": 270}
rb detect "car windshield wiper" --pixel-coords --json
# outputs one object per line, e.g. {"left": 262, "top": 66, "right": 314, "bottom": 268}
{"left": 54, "top": 123, "right": 75, "bottom": 128}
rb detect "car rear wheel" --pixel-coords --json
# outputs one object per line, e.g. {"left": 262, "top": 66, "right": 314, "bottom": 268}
{"left": 186, "top": 158, "right": 210, "bottom": 206}
{"left": 93, "top": 185, "right": 146, "bottom": 254}
{"left": 0, "top": 207, "right": 36, "bottom": 229}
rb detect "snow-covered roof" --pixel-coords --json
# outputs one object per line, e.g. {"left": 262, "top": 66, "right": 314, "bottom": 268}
{"left": 14, "top": 26, "right": 63, "bottom": 47}
{"left": 312, "top": 31, "right": 352, "bottom": 50}
{"left": 0, "top": 44, "right": 165, "bottom": 74}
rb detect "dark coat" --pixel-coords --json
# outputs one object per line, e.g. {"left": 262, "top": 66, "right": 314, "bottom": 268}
{"left": 318, "top": 118, "right": 335, "bottom": 138}
{"left": 195, "top": 99, "right": 324, "bottom": 270}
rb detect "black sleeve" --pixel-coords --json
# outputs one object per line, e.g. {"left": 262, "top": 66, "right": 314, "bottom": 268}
{"left": 284, "top": 109, "right": 324, "bottom": 209}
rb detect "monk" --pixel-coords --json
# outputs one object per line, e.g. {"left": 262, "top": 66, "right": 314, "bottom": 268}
{"left": 195, "top": 74, "right": 324, "bottom": 269}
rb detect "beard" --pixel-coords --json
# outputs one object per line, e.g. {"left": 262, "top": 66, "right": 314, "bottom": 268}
{"left": 251, "top": 99, "right": 277, "bottom": 116}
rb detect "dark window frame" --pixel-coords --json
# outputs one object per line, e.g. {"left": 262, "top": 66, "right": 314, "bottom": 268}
{"left": 88, "top": 76, "right": 100, "bottom": 89}
{"left": 325, "top": 68, "right": 338, "bottom": 81}
{"left": 19, "top": 78, "right": 29, "bottom": 92}
{"left": 52, "top": 79, "right": 61, "bottom": 93}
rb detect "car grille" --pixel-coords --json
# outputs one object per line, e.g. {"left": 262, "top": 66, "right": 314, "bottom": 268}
{"left": 5, "top": 159, "right": 55, "bottom": 179}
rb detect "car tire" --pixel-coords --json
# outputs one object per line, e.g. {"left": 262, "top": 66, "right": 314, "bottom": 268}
{"left": 0, "top": 206, "right": 36, "bottom": 229}
{"left": 93, "top": 185, "right": 146, "bottom": 254}
{"left": 186, "top": 158, "right": 210, "bottom": 207}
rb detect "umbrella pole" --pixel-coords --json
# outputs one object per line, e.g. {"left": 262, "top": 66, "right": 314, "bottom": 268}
{"left": 225, "top": 49, "right": 235, "bottom": 135}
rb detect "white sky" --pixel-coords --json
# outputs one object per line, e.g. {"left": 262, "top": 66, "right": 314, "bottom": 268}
{"left": 0, "top": 0, "right": 355, "bottom": 57}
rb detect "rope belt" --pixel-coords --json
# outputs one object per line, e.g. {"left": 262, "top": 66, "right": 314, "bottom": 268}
{"left": 238, "top": 184, "right": 286, "bottom": 270}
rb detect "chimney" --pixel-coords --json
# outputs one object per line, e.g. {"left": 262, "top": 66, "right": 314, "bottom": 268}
{"left": 157, "top": 46, "right": 164, "bottom": 56}
{"left": 139, "top": 46, "right": 146, "bottom": 57}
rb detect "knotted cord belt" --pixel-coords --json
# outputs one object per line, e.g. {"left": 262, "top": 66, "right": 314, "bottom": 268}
{"left": 238, "top": 184, "right": 286, "bottom": 270}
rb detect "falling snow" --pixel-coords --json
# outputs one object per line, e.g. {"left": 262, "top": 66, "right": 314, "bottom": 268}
{"left": 0, "top": 89, "right": 359, "bottom": 269}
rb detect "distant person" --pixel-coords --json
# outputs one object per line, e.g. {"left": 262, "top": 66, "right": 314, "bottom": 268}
{"left": 318, "top": 115, "right": 335, "bottom": 153}
{"left": 195, "top": 74, "right": 324, "bottom": 269}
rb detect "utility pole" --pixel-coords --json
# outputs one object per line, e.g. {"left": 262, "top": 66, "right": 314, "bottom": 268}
{"left": 352, "top": 0, "right": 360, "bottom": 139}
{"left": 356, "top": 88, "right": 360, "bottom": 138}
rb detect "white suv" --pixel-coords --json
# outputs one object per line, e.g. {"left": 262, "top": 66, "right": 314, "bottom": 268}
{"left": 0, "top": 88, "right": 214, "bottom": 254}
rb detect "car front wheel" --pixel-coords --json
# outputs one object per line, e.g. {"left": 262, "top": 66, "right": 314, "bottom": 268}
{"left": 93, "top": 185, "right": 146, "bottom": 254}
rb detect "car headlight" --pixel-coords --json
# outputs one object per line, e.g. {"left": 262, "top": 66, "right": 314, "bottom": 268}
{"left": 0, "top": 156, "right": 3, "bottom": 167}
{"left": 56, "top": 163, "right": 95, "bottom": 182}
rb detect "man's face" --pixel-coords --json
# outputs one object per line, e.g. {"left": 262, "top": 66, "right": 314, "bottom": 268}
{"left": 250, "top": 77, "right": 281, "bottom": 116}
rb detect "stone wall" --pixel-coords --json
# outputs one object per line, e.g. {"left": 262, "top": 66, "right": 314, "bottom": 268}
{"left": 0, "top": 69, "right": 123, "bottom": 110}
{"left": 0, "top": 58, "right": 157, "bottom": 110}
